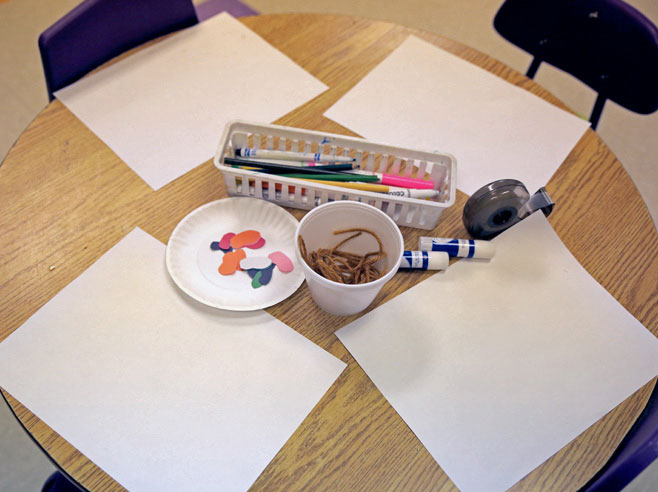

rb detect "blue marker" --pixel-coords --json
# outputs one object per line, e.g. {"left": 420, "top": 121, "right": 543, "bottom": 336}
{"left": 418, "top": 237, "right": 495, "bottom": 259}
{"left": 399, "top": 251, "right": 449, "bottom": 270}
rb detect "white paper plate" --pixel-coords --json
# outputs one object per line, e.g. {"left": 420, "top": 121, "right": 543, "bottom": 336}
{"left": 166, "top": 197, "right": 304, "bottom": 310}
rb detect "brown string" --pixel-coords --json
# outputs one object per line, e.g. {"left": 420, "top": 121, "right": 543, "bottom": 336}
{"left": 298, "top": 228, "right": 387, "bottom": 284}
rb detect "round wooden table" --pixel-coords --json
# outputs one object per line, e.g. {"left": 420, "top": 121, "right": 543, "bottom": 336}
{"left": 1, "top": 13, "right": 657, "bottom": 492}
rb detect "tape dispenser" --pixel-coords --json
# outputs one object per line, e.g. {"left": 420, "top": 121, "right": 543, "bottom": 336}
{"left": 462, "top": 179, "right": 554, "bottom": 240}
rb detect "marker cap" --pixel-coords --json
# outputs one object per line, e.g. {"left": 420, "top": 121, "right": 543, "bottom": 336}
{"left": 475, "top": 241, "right": 496, "bottom": 259}
{"left": 418, "top": 237, "right": 435, "bottom": 251}
{"left": 427, "top": 251, "right": 450, "bottom": 270}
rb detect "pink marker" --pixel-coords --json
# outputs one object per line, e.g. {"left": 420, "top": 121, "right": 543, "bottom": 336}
{"left": 351, "top": 170, "right": 434, "bottom": 190}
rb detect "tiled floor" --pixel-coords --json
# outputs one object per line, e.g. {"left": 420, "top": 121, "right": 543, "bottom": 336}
{"left": 0, "top": 397, "right": 56, "bottom": 491}
{"left": 1, "top": 0, "right": 656, "bottom": 491}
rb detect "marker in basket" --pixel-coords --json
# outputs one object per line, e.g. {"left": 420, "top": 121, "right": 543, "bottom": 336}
{"left": 232, "top": 156, "right": 348, "bottom": 168}
{"left": 382, "top": 188, "right": 439, "bottom": 198}
{"left": 229, "top": 163, "right": 356, "bottom": 172}
{"left": 295, "top": 178, "right": 439, "bottom": 198}
{"left": 224, "top": 157, "right": 355, "bottom": 173}
{"left": 398, "top": 251, "right": 449, "bottom": 270}
{"left": 348, "top": 170, "right": 435, "bottom": 189}
{"left": 278, "top": 173, "right": 379, "bottom": 182}
{"left": 419, "top": 237, "right": 495, "bottom": 259}
{"left": 235, "top": 148, "right": 356, "bottom": 164}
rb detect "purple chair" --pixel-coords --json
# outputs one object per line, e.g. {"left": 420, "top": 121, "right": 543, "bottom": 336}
{"left": 195, "top": 0, "right": 258, "bottom": 22}
{"left": 39, "top": 0, "right": 199, "bottom": 101}
{"left": 493, "top": 0, "right": 658, "bottom": 129}
{"left": 579, "top": 383, "right": 658, "bottom": 491}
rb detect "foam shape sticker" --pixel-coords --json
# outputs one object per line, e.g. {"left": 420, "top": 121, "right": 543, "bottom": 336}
{"left": 240, "top": 257, "right": 272, "bottom": 271}
{"left": 219, "top": 232, "right": 236, "bottom": 252}
{"left": 244, "top": 237, "right": 266, "bottom": 249}
{"left": 230, "top": 230, "right": 261, "bottom": 249}
{"left": 257, "top": 264, "right": 275, "bottom": 286}
{"left": 268, "top": 251, "right": 294, "bottom": 273}
{"left": 246, "top": 268, "right": 260, "bottom": 279}
{"left": 210, "top": 241, "right": 222, "bottom": 251}
{"left": 251, "top": 270, "right": 264, "bottom": 289}
{"left": 218, "top": 249, "right": 247, "bottom": 275}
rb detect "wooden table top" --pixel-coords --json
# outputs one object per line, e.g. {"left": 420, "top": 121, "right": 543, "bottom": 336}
{"left": 1, "top": 13, "right": 657, "bottom": 492}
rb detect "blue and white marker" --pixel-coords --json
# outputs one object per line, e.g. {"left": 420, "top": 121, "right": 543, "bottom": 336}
{"left": 235, "top": 147, "right": 355, "bottom": 164}
{"left": 399, "top": 251, "right": 449, "bottom": 270}
{"left": 418, "top": 237, "right": 495, "bottom": 259}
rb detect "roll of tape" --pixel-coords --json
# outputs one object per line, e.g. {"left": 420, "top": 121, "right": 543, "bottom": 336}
{"left": 462, "top": 179, "right": 554, "bottom": 240}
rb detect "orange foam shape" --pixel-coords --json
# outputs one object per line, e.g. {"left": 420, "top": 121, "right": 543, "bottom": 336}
{"left": 218, "top": 249, "right": 247, "bottom": 275}
{"left": 230, "top": 230, "right": 261, "bottom": 249}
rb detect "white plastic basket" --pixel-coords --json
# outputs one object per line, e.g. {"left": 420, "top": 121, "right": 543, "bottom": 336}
{"left": 213, "top": 120, "right": 457, "bottom": 230}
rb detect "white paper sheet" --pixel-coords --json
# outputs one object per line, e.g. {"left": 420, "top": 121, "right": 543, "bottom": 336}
{"left": 324, "top": 36, "right": 590, "bottom": 195}
{"left": 336, "top": 213, "right": 658, "bottom": 492}
{"left": 0, "top": 228, "right": 345, "bottom": 492}
{"left": 55, "top": 12, "right": 328, "bottom": 190}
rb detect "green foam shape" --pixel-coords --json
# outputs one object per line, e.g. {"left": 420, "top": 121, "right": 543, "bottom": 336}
{"left": 251, "top": 270, "right": 263, "bottom": 289}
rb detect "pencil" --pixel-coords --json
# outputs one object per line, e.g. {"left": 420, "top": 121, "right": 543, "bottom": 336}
{"left": 294, "top": 178, "right": 390, "bottom": 192}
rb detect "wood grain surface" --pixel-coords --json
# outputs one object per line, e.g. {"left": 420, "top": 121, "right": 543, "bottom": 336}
{"left": 1, "top": 13, "right": 657, "bottom": 492}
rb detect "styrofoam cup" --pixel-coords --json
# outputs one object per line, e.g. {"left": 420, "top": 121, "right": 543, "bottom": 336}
{"left": 295, "top": 201, "right": 404, "bottom": 316}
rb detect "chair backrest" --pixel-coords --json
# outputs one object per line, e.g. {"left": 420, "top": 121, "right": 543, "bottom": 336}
{"left": 493, "top": 0, "right": 658, "bottom": 128}
{"left": 579, "top": 383, "right": 658, "bottom": 492}
{"left": 195, "top": 0, "right": 258, "bottom": 22}
{"left": 39, "top": 0, "right": 199, "bottom": 100}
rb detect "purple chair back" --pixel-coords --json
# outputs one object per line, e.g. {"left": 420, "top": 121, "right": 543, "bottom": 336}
{"left": 195, "top": 0, "right": 258, "bottom": 22}
{"left": 579, "top": 385, "right": 658, "bottom": 491}
{"left": 39, "top": 0, "right": 199, "bottom": 100}
{"left": 494, "top": 0, "right": 658, "bottom": 129}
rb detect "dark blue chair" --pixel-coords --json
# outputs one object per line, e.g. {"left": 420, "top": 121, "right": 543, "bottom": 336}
{"left": 493, "top": 0, "right": 658, "bottom": 130}
{"left": 42, "top": 471, "right": 84, "bottom": 492}
{"left": 579, "top": 381, "right": 658, "bottom": 491}
{"left": 38, "top": 0, "right": 199, "bottom": 101}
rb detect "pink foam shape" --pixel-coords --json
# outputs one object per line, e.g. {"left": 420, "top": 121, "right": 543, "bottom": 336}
{"left": 268, "top": 251, "right": 294, "bottom": 273}
{"left": 219, "top": 232, "right": 235, "bottom": 250}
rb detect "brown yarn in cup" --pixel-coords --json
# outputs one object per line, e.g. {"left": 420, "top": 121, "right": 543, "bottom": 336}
{"left": 298, "top": 228, "right": 387, "bottom": 284}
